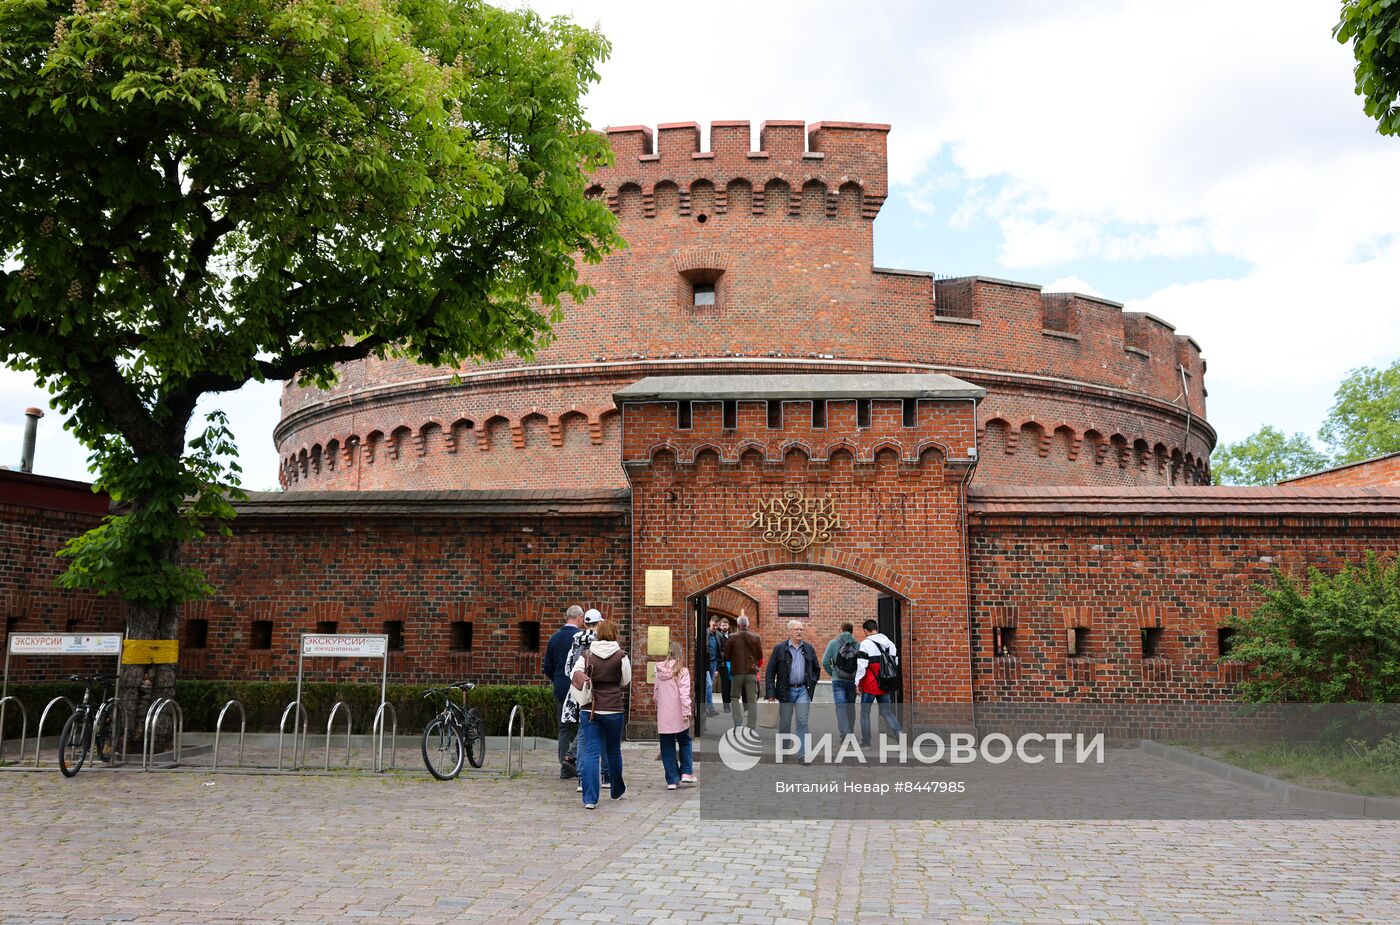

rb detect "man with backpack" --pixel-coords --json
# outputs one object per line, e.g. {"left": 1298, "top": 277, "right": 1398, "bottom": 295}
{"left": 854, "top": 619, "right": 903, "bottom": 748}
{"left": 821, "top": 622, "right": 859, "bottom": 741}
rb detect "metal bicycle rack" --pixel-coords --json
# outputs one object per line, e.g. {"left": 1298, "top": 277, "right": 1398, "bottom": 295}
{"left": 324, "top": 701, "right": 352, "bottom": 770}
{"left": 213, "top": 700, "right": 246, "bottom": 770}
{"left": 33, "top": 696, "right": 75, "bottom": 768}
{"left": 278, "top": 700, "right": 308, "bottom": 771}
{"left": 142, "top": 698, "right": 184, "bottom": 771}
{"left": 371, "top": 701, "right": 397, "bottom": 772}
{"left": 92, "top": 697, "right": 130, "bottom": 767}
{"left": 0, "top": 696, "right": 28, "bottom": 764}
{"left": 504, "top": 703, "right": 525, "bottom": 777}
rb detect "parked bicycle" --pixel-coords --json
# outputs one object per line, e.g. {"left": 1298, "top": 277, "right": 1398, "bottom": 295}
{"left": 420, "top": 681, "right": 487, "bottom": 779}
{"left": 57, "top": 674, "right": 119, "bottom": 777}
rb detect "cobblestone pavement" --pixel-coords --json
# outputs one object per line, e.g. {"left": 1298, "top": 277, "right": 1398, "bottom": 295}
{"left": 2, "top": 742, "right": 1398, "bottom": 924}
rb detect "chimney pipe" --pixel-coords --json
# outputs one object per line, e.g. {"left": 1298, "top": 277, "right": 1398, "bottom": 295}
{"left": 20, "top": 407, "right": 43, "bottom": 473}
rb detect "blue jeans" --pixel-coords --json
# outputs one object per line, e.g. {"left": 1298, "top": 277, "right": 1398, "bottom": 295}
{"left": 704, "top": 670, "right": 713, "bottom": 706}
{"left": 658, "top": 729, "right": 693, "bottom": 785}
{"left": 778, "top": 686, "right": 813, "bottom": 759}
{"left": 860, "top": 692, "right": 902, "bottom": 745}
{"left": 831, "top": 680, "right": 856, "bottom": 738}
{"left": 579, "top": 708, "right": 610, "bottom": 783}
{"left": 580, "top": 711, "right": 625, "bottom": 805}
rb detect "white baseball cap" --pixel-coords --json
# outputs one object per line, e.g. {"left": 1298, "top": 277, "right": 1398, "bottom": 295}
{"left": 584, "top": 608, "right": 604, "bottom": 624}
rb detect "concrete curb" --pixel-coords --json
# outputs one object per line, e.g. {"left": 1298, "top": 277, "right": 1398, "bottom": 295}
{"left": 1141, "top": 740, "right": 1400, "bottom": 819}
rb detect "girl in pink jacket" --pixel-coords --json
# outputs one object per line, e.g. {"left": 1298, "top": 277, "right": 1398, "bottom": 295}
{"left": 653, "top": 642, "right": 696, "bottom": 789}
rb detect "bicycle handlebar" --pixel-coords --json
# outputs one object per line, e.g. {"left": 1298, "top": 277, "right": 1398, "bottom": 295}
{"left": 422, "top": 681, "right": 477, "bottom": 699}
{"left": 66, "top": 674, "right": 115, "bottom": 683}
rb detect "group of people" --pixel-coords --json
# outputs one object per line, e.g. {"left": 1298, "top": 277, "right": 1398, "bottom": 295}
{"left": 542, "top": 605, "right": 696, "bottom": 811}
{"left": 707, "top": 614, "right": 904, "bottom": 760}
{"left": 542, "top": 605, "right": 904, "bottom": 810}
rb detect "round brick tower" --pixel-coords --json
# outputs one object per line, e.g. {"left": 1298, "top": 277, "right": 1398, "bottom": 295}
{"left": 275, "top": 120, "right": 1214, "bottom": 491}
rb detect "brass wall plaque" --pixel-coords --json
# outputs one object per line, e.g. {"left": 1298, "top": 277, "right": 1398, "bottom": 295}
{"left": 644, "top": 569, "right": 673, "bottom": 606}
{"left": 746, "top": 490, "right": 846, "bottom": 553}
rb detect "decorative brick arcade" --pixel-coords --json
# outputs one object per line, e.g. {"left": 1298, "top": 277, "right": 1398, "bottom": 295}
{"left": 618, "top": 373, "right": 983, "bottom": 735}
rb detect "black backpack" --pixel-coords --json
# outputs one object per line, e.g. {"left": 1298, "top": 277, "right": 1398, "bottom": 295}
{"left": 874, "top": 640, "right": 901, "bottom": 693}
{"left": 834, "top": 638, "right": 859, "bottom": 674}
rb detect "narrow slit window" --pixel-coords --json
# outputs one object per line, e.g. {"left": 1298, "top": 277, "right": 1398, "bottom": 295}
{"left": 519, "top": 620, "right": 542, "bottom": 652}
{"left": 767, "top": 401, "right": 783, "bottom": 429}
{"left": 186, "top": 619, "right": 209, "bottom": 650}
{"left": 677, "top": 401, "right": 692, "bottom": 430}
{"left": 722, "top": 400, "right": 737, "bottom": 431}
{"left": 902, "top": 398, "right": 918, "bottom": 427}
{"left": 315, "top": 620, "right": 338, "bottom": 636}
{"left": 450, "top": 621, "right": 474, "bottom": 652}
{"left": 1141, "top": 626, "right": 1164, "bottom": 659}
{"left": 250, "top": 620, "right": 273, "bottom": 650}
{"left": 1217, "top": 627, "right": 1237, "bottom": 659}
{"left": 857, "top": 399, "right": 872, "bottom": 429}
{"left": 812, "top": 400, "right": 827, "bottom": 428}
{"left": 383, "top": 620, "right": 405, "bottom": 652}
{"left": 1069, "top": 627, "right": 1090, "bottom": 658}
{"left": 692, "top": 282, "right": 716, "bottom": 307}
{"left": 993, "top": 626, "right": 1017, "bottom": 658}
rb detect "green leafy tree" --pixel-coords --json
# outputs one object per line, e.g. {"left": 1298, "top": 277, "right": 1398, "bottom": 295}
{"left": 1211, "top": 426, "right": 1331, "bottom": 486}
{"left": 0, "top": 0, "right": 619, "bottom": 720}
{"left": 1320, "top": 360, "right": 1400, "bottom": 464}
{"left": 1228, "top": 553, "right": 1400, "bottom": 702}
{"left": 1336, "top": 0, "right": 1400, "bottom": 135}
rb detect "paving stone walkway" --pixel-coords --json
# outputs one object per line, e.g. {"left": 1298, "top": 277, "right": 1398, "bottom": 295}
{"left": 1, "top": 742, "right": 1397, "bottom": 924}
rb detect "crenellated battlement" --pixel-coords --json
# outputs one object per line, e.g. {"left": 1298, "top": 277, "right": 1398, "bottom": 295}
{"left": 590, "top": 120, "right": 889, "bottom": 220}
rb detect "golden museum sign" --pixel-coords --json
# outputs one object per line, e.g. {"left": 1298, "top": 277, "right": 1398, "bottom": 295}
{"left": 746, "top": 490, "right": 846, "bottom": 553}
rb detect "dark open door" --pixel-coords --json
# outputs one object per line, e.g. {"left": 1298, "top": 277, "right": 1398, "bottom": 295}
{"left": 877, "top": 595, "right": 903, "bottom": 702}
{"left": 692, "top": 595, "right": 708, "bottom": 736}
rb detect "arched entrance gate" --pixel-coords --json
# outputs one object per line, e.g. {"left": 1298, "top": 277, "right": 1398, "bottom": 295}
{"left": 617, "top": 373, "right": 984, "bottom": 736}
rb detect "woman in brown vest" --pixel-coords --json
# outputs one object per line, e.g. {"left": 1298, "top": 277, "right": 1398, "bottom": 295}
{"left": 571, "top": 619, "right": 631, "bottom": 809}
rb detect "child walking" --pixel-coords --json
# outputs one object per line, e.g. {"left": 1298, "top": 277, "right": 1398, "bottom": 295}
{"left": 653, "top": 642, "right": 696, "bottom": 789}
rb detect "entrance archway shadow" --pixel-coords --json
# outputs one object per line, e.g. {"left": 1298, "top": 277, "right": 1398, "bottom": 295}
{"left": 686, "top": 546, "right": 917, "bottom": 602}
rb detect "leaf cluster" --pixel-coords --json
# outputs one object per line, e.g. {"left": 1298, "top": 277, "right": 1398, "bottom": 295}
{"left": 1336, "top": 0, "right": 1400, "bottom": 136}
{"left": 1228, "top": 553, "right": 1400, "bottom": 703}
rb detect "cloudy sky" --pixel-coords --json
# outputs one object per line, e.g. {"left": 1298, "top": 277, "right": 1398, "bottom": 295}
{"left": 3, "top": 0, "right": 1397, "bottom": 488}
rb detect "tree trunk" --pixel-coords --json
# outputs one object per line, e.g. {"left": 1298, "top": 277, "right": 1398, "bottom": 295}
{"left": 119, "top": 599, "right": 180, "bottom": 759}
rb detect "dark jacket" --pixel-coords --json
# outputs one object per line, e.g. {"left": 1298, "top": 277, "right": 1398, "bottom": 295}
{"left": 725, "top": 630, "right": 764, "bottom": 676}
{"left": 707, "top": 629, "right": 729, "bottom": 676}
{"left": 765, "top": 640, "right": 821, "bottom": 702}
{"left": 543, "top": 624, "right": 580, "bottom": 701}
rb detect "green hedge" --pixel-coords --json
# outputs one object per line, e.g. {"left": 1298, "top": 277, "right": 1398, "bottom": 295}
{"left": 0, "top": 681, "right": 557, "bottom": 737}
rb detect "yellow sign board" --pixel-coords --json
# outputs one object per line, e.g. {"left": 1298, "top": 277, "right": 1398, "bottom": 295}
{"left": 644, "top": 569, "right": 673, "bottom": 607}
{"left": 121, "top": 639, "right": 179, "bottom": 665}
{"left": 647, "top": 625, "right": 670, "bottom": 658}
{"left": 646, "top": 661, "right": 657, "bottom": 684}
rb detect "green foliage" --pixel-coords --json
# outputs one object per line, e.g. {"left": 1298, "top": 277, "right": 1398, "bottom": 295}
{"left": 1320, "top": 360, "right": 1400, "bottom": 464}
{"left": 0, "top": 0, "right": 620, "bottom": 611}
{"left": 1336, "top": 0, "right": 1400, "bottom": 136}
{"left": 1211, "top": 425, "right": 1330, "bottom": 486}
{"left": 0, "top": 680, "right": 558, "bottom": 736}
{"left": 1228, "top": 552, "right": 1400, "bottom": 702}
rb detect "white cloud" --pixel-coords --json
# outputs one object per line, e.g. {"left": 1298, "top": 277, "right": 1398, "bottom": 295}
{"left": 1043, "top": 276, "right": 1105, "bottom": 299}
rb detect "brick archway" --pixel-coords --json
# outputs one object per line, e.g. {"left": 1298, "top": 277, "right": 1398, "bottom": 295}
{"left": 618, "top": 373, "right": 984, "bottom": 734}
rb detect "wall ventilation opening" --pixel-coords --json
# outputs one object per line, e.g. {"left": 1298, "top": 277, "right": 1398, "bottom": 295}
{"left": 993, "top": 626, "right": 1017, "bottom": 658}
{"left": 383, "top": 620, "right": 405, "bottom": 652}
{"left": 722, "top": 400, "right": 738, "bottom": 431}
{"left": 677, "top": 401, "right": 693, "bottom": 430}
{"left": 857, "top": 399, "right": 872, "bottom": 429}
{"left": 450, "top": 621, "right": 474, "bottom": 652}
{"left": 902, "top": 398, "right": 918, "bottom": 427}
{"left": 695, "top": 213, "right": 708, "bottom": 224}
{"left": 767, "top": 401, "right": 783, "bottom": 429}
{"left": 250, "top": 620, "right": 273, "bottom": 650}
{"left": 1217, "top": 626, "right": 1237, "bottom": 658}
{"left": 812, "top": 400, "right": 827, "bottom": 428}
{"left": 186, "top": 619, "right": 209, "bottom": 650}
{"left": 1141, "top": 626, "right": 1164, "bottom": 659}
{"left": 1069, "top": 627, "right": 1090, "bottom": 658}
{"left": 519, "top": 620, "right": 542, "bottom": 652}
{"left": 316, "top": 620, "right": 338, "bottom": 636}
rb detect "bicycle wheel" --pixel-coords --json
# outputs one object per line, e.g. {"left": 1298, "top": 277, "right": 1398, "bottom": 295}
{"left": 94, "top": 704, "right": 115, "bottom": 764}
{"left": 464, "top": 709, "right": 487, "bottom": 769}
{"left": 58, "top": 713, "right": 91, "bottom": 778}
{"left": 421, "top": 716, "right": 465, "bottom": 780}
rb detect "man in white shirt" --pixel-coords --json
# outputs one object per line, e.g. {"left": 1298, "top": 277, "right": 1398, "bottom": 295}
{"left": 853, "top": 619, "right": 903, "bottom": 747}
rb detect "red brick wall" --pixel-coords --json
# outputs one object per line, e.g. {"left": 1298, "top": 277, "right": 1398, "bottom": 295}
{"left": 1282, "top": 453, "right": 1400, "bottom": 488}
{"left": 967, "top": 489, "right": 1400, "bottom": 702}
{"left": 725, "top": 570, "right": 879, "bottom": 657}
{"left": 0, "top": 474, "right": 124, "bottom": 682}
{"left": 276, "top": 119, "right": 1213, "bottom": 493}
{"left": 174, "top": 501, "right": 631, "bottom": 686}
